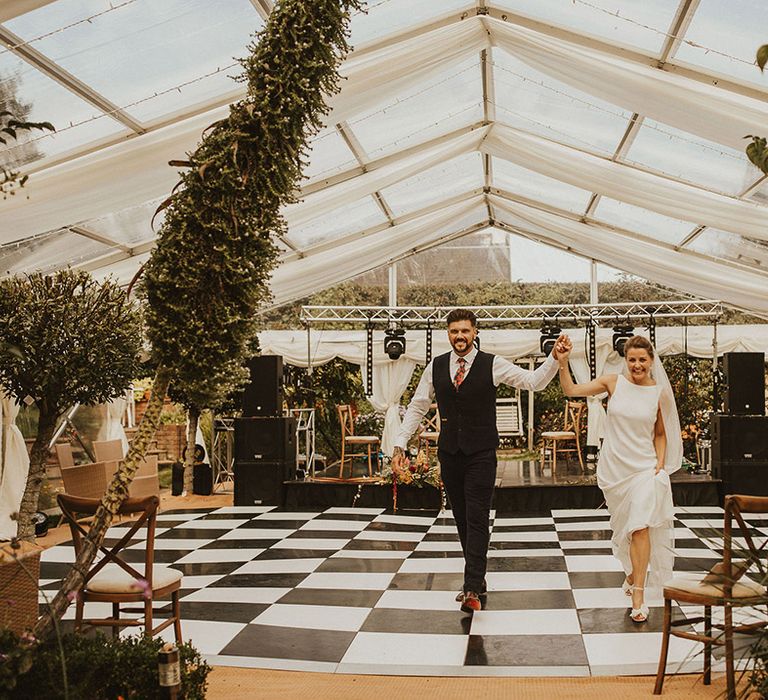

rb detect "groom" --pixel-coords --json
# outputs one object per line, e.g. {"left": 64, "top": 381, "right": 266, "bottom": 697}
{"left": 392, "top": 309, "right": 567, "bottom": 613}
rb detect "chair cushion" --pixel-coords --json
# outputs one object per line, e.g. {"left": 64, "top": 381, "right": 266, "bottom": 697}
{"left": 541, "top": 431, "right": 576, "bottom": 439}
{"left": 88, "top": 564, "right": 182, "bottom": 594}
{"left": 664, "top": 572, "right": 765, "bottom": 599}
{"left": 345, "top": 436, "right": 379, "bottom": 443}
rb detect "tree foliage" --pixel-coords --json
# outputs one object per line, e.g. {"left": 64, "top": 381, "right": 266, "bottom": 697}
{"left": 0, "top": 270, "right": 142, "bottom": 539}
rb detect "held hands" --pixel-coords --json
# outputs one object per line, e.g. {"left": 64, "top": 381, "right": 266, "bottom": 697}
{"left": 552, "top": 334, "right": 573, "bottom": 363}
{"left": 392, "top": 446, "right": 407, "bottom": 470}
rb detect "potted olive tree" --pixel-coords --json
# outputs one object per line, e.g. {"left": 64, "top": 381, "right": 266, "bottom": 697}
{"left": 0, "top": 270, "right": 143, "bottom": 541}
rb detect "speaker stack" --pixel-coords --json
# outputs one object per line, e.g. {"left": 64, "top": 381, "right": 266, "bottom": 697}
{"left": 233, "top": 355, "right": 297, "bottom": 506}
{"left": 712, "top": 352, "right": 767, "bottom": 498}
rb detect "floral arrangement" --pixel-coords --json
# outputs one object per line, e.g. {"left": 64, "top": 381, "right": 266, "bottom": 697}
{"left": 380, "top": 449, "right": 442, "bottom": 512}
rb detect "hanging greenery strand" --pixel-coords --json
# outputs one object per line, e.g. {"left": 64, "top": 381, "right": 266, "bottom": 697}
{"left": 35, "top": 0, "right": 362, "bottom": 639}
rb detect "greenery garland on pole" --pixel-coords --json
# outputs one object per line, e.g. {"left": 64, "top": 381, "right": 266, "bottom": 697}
{"left": 35, "top": 0, "right": 362, "bottom": 639}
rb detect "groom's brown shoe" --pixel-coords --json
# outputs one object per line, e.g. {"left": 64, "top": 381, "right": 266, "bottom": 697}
{"left": 460, "top": 591, "right": 482, "bottom": 613}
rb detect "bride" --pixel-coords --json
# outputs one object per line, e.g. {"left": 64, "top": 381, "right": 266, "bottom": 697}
{"left": 556, "top": 335, "right": 682, "bottom": 623}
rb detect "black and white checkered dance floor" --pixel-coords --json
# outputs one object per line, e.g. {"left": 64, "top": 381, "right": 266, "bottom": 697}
{"left": 39, "top": 505, "right": 768, "bottom": 677}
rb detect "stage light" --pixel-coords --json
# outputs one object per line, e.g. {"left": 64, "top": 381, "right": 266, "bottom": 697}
{"left": 612, "top": 324, "right": 635, "bottom": 357}
{"left": 384, "top": 328, "right": 406, "bottom": 360}
{"left": 539, "top": 323, "right": 561, "bottom": 356}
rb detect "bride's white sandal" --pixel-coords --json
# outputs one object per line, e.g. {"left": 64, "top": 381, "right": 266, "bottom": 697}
{"left": 629, "top": 586, "right": 649, "bottom": 623}
{"left": 621, "top": 577, "right": 633, "bottom": 596}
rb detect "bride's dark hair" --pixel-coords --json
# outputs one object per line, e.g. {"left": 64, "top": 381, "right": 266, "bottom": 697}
{"left": 624, "top": 335, "right": 654, "bottom": 358}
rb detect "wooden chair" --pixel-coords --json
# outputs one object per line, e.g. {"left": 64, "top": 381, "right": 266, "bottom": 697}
{"left": 654, "top": 494, "right": 768, "bottom": 699}
{"left": 57, "top": 493, "right": 182, "bottom": 641}
{"left": 540, "top": 400, "right": 585, "bottom": 472}
{"left": 337, "top": 404, "right": 380, "bottom": 479}
{"left": 417, "top": 403, "right": 440, "bottom": 459}
{"left": 496, "top": 394, "right": 523, "bottom": 443}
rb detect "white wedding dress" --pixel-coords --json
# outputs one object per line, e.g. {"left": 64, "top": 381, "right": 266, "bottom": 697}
{"left": 597, "top": 374, "right": 675, "bottom": 587}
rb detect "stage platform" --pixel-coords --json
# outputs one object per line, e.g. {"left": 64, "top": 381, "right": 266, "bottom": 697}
{"left": 285, "top": 456, "right": 720, "bottom": 512}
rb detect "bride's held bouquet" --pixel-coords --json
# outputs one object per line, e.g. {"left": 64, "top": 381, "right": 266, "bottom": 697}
{"left": 380, "top": 449, "right": 441, "bottom": 489}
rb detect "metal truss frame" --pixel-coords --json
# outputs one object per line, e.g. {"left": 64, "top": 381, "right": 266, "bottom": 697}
{"left": 300, "top": 300, "right": 723, "bottom": 328}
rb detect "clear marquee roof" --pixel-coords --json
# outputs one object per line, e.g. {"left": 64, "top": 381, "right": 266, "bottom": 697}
{"left": 1, "top": 0, "right": 767, "bottom": 314}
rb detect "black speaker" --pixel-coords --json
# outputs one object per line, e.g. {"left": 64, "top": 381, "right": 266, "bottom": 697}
{"left": 171, "top": 462, "right": 184, "bottom": 496}
{"left": 711, "top": 414, "right": 768, "bottom": 463}
{"left": 713, "top": 461, "right": 768, "bottom": 498}
{"left": 723, "top": 352, "right": 765, "bottom": 415}
{"left": 193, "top": 463, "right": 213, "bottom": 496}
{"left": 234, "top": 417, "right": 296, "bottom": 462}
{"left": 233, "top": 461, "right": 292, "bottom": 506}
{"left": 243, "top": 355, "right": 284, "bottom": 417}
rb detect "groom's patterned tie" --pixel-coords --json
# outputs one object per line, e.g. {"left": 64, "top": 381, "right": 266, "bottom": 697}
{"left": 454, "top": 357, "right": 466, "bottom": 389}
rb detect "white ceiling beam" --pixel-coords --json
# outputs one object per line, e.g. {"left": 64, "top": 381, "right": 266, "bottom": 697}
{"left": 0, "top": 0, "right": 57, "bottom": 23}
{"left": 335, "top": 120, "right": 395, "bottom": 225}
{"left": 72, "top": 239, "right": 156, "bottom": 275}
{"left": 0, "top": 26, "right": 145, "bottom": 134}
{"left": 354, "top": 4, "right": 767, "bottom": 103}
{"left": 658, "top": 0, "right": 702, "bottom": 63}
{"left": 68, "top": 225, "right": 132, "bottom": 254}
{"left": 248, "top": 0, "right": 273, "bottom": 20}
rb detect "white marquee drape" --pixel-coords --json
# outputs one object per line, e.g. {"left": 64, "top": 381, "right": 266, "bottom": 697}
{"left": 362, "top": 358, "right": 417, "bottom": 457}
{"left": 0, "top": 393, "right": 30, "bottom": 540}
{"left": 483, "top": 124, "right": 768, "bottom": 242}
{"left": 492, "top": 197, "right": 768, "bottom": 315}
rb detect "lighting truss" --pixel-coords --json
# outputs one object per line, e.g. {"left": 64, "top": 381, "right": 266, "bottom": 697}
{"left": 300, "top": 300, "right": 723, "bottom": 327}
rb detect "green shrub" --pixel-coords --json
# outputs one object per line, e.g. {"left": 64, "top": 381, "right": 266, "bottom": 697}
{"left": 0, "top": 629, "right": 210, "bottom": 699}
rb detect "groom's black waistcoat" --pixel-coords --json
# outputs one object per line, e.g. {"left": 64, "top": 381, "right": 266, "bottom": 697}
{"left": 433, "top": 350, "right": 498, "bottom": 455}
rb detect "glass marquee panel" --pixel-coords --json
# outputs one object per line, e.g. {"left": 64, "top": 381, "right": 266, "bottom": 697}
{"left": 624, "top": 119, "right": 756, "bottom": 196}
{"left": 673, "top": 0, "right": 768, "bottom": 91}
{"left": 491, "top": 158, "right": 593, "bottom": 214}
{"left": 286, "top": 195, "right": 387, "bottom": 249}
{"left": 493, "top": 0, "right": 678, "bottom": 56}
{"left": 379, "top": 151, "right": 484, "bottom": 218}
{"left": 592, "top": 197, "right": 693, "bottom": 244}
{"left": 492, "top": 49, "right": 631, "bottom": 156}
{"left": 0, "top": 52, "right": 127, "bottom": 167}
{"left": 6, "top": 0, "right": 262, "bottom": 124}
{"left": 347, "top": 57, "right": 483, "bottom": 159}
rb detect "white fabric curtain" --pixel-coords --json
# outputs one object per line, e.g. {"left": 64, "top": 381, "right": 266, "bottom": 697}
{"left": 0, "top": 392, "right": 30, "bottom": 540}
{"left": 492, "top": 197, "right": 768, "bottom": 315}
{"left": 361, "top": 358, "right": 418, "bottom": 457}
{"left": 483, "top": 124, "right": 768, "bottom": 241}
{"left": 101, "top": 397, "right": 129, "bottom": 456}
{"left": 259, "top": 326, "right": 768, "bottom": 368}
